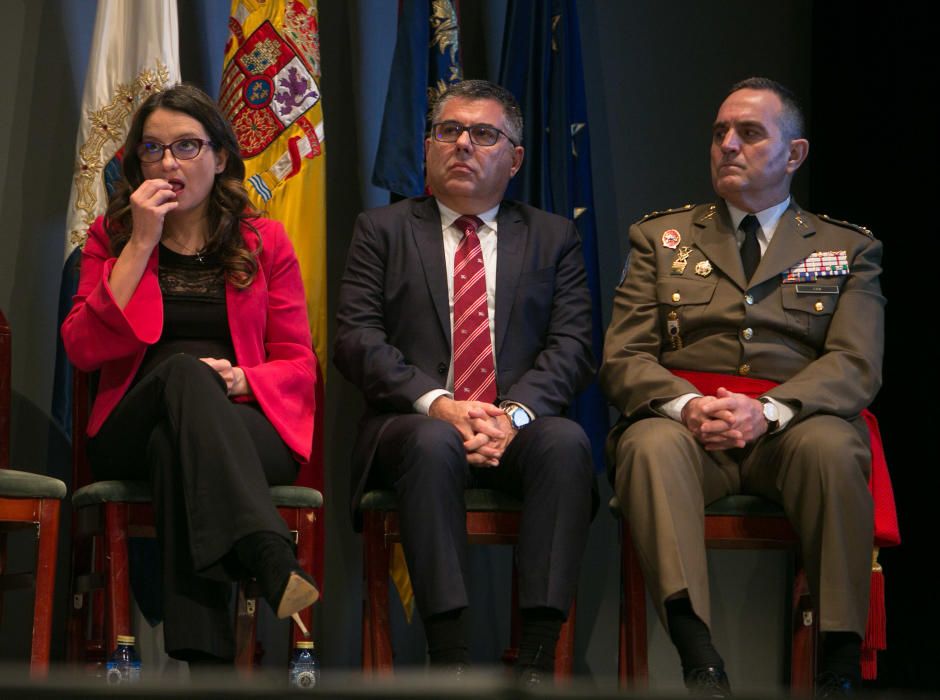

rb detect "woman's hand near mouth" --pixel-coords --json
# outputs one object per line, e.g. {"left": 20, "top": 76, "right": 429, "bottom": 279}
{"left": 130, "top": 178, "right": 179, "bottom": 252}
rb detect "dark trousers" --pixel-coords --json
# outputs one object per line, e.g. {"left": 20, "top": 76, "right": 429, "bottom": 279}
{"left": 88, "top": 353, "right": 297, "bottom": 660}
{"left": 371, "top": 414, "right": 595, "bottom": 620}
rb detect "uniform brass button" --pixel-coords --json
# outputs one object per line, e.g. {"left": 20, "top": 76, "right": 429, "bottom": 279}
{"left": 738, "top": 363, "right": 751, "bottom": 375}
{"left": 814, "top": 300, "right": 824, "bottom": 312}
{"left": 745, "top": 294, "right": 754, "bottom": 305}
{"left": 672, "top": 292, "right": 681, "bottom": 302}
{"left": 742, "top": 327, "right": 753, "bottom": 340}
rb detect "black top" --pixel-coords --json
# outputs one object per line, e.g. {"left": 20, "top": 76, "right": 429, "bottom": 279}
{"left": 133, "top": 244, "right": 236, "bottom": 385}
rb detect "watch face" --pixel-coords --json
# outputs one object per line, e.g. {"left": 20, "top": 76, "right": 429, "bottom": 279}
{"left": 510, "top": 407, "right": 531, "bottom": 429}
{"left": 762, "top": 401, "right": 779, "bottom": 422}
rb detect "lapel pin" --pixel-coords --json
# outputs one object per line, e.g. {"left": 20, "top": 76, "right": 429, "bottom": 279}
{"left": 662, "top": 229, "right": 681, "bottom": 249}
{"left": 671, "top": 246, "right": 693, "bottom": 275}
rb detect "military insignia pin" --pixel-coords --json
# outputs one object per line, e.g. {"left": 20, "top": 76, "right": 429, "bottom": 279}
{"left": 671, "top": 246, "right": 693, "bottom": 275}
{"left": 662, "top": 229, "right": 681, "bottom": 249}
{"left": 694, "top": 260, "right": 713, "bottom": 278}
{"left": 667, "top": 311, "right": 683, "bottom": 350}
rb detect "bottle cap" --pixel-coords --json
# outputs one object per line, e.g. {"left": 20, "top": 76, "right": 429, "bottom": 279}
{"left": 295, "top": 641, "right": 314, "bottom": 649}
{"left": 116, "top": 635, "right": 136, "bottom": 645}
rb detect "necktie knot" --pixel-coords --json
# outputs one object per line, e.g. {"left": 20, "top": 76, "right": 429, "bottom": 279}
{"left": 454, "top": 215, "right": 484, "bottom": 238}
{"left": 740, "top": 214, "right": 760, "bottom": 236}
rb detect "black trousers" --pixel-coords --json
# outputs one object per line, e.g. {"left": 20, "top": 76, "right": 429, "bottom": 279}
{"left": 371, "top": 414, "right": 595, "bottom": 620}
{"left": 88, "top": 353, "right": 297, "bottom": 660}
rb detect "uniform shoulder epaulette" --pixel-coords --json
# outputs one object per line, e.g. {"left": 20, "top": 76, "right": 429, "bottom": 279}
{"left": 636, "top": 203, "right": 696, "bottom": 224}
{"left": 818, "top": 213, "right": 874, "bottom": 238}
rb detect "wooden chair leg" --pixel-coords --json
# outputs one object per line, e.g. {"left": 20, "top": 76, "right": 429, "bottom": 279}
{"left": 234, "top": 584, "right": 258, "bottom": 669}
{"left": 29, "top": 498, "right": 60, "bottom": 676}
{"left": 0, "top": 530, "right": 6, "bottom": 626}
{"left": 66, "top": 526, "right": 89, "bottom": 663}
{"left": 554, "top": 597, "right": 576, "bottom": 680}
{"left": 789, "top": 568, "right": 817, "bottom": 692}
{"left": 362, "top": 511, "right": 393, "bottom": 673}
{"left": 291, "top": 509, "right": 316, "bottom": 648}
{"left": 620, "top": 521, "right": 649, "bottom": 688}
{"left": 104, "top": 502, "right": 131, "bottom": 655}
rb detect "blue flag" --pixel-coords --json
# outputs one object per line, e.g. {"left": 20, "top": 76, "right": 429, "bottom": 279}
{"left": 499, "top": 0, "right": 608, "bottom": 472}
{"left": 372, "top": 0, "right": 463, "bottom": 197}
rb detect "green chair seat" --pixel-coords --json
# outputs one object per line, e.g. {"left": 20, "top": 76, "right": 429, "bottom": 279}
{"left": 0, "top": 469, "right": 67, "bottom": 500}
{"left": 360, "top": 488, "right": 522, "bottom": 512}
{"left": 73, "top": 480, "right": 322, "bottom": 510}
{"left": 269, "top": 485, "right": 323, "bottom": 509}
{"left": 609, "top": 494, "right": 786, "bottom": 518}
{"left": 72, "top": 480, "right": 151, "bottom": 508}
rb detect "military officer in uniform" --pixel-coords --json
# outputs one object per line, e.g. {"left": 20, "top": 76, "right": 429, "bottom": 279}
{"left": 600, "top": 77, "right": 884, "bottom": 696}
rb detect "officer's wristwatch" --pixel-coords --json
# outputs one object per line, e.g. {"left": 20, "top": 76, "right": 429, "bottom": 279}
{"left": 501, "top": 402, "right": 532, "bottom": 430}
{"left": 758, "top": 397, "right": 779, "bottom": 433}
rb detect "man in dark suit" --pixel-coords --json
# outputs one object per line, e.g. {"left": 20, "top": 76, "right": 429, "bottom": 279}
{"left": 601, "top": 78, "right": 883, "bottom": 696}
{"left": 334, "top": 80, "right": 595, "bottom": 676}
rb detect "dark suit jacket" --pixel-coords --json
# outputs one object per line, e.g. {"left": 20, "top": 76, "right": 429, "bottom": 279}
{"left": 334, "top": 196, "right": 594, "bottom": 526}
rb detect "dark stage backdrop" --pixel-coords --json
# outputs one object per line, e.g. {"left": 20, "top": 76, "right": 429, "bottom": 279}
{"left": 0, "top": 0, "right": 929, "bottom": 690}
{"left": 809, "top": 3, "right": 935, "bottom": 691}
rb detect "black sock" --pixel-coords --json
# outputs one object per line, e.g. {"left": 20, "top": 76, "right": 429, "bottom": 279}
{"left": 518, "top": 607, "right": 563, "bottom": 671}
{"left": 821, "top": 632, "right": 862, "bottom": 683}
{"left": 665, "top": 597, "right": 724, "bottom": 675}
{"left": 425, "top": 608, "right": 469, "bottom": 665}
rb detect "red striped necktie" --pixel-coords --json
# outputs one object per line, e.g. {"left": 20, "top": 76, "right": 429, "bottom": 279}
{"left": 452, "top": 215, "right": 496, "bottom": 404}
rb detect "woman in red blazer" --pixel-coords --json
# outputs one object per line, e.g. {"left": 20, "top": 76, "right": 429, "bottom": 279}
{"left": 61, "top": 84, "right": 318, "bottom": 664}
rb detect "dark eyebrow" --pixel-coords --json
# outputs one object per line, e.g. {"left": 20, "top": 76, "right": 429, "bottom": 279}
{"left": 141, "top": 132, "right": 205, "bottom": 141}
{"left": 712, "top": 119, "right": 766, "bottom": 133}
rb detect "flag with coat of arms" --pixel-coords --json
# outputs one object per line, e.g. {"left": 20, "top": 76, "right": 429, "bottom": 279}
{"left": 220, "top": 0, "right": 326, "bottom": 371}
{"left": 221, "top": 0, "right": 326, "bottom": 592}
{"left": 54, "top": 0, "right": 180, "bottom": 435}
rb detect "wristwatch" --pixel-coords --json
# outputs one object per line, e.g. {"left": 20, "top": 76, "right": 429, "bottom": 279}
{"left": 501, "top": 402, "right": 532, "bottom": 430}
{"left": 757, "top": 397, "right": 779, "bottom": 433}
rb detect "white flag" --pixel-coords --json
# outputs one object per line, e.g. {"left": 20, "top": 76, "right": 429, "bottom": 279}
{"left": 64, "top": 0, "right": 180, "bottom": 259}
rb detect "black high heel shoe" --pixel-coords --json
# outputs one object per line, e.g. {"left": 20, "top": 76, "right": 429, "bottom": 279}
{"left": 235, "top": 532, "right": 320, "bottom": 632}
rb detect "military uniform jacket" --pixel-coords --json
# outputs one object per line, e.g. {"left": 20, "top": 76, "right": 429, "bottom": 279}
{"left": 600, "top": 200, "right": 885, "bottom": 440}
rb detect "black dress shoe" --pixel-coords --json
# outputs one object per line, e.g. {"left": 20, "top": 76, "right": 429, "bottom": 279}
{"left": 517, "top": 665, "right": 548, "bottom": 688}
{"left": 448, "top": 662, "right": 470, "bottom": 681}
{"left": 684, "top": 666, "right": 732, "bottom": 697}
{"left": 816, "top": 671, "right": 857, "bottom": 698}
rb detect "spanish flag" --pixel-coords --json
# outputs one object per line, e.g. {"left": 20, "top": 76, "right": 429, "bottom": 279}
{"left": 222, "top": 0, "right": 326, "bottom": 592}
{"left": 221, "top": 0, "right": 327, "bottom": 370}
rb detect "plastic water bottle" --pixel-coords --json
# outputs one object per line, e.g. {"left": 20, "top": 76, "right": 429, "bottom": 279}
{"left": 288, "top": 640, "right": 320, "bottom": 689}
{"left": 106, "top": 634, "right": 141, "bottom": 684}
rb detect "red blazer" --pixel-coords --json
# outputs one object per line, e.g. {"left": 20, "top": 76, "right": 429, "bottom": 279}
{"left": 61, "top": 216, "right": 316, "bottom": 466}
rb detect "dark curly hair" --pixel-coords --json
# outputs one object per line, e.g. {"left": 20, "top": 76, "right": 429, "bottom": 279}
{"left": 104, "top": 83, "right": 260, "bottom": 288}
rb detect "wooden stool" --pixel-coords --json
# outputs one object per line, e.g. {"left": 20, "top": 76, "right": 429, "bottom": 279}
{"left": 360, "top": 488, "right": 576, "bottom": 679}
{"left": 0, "top": 308, "right": 67, "bottom": 676}
{"left": 612, "top": 494, "right": 817, "bottom": 691}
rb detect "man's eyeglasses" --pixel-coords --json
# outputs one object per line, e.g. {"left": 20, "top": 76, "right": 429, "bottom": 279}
{"left": 431, "top": 121, "right": 518, "bottom": 147}
{"left": 137, "top": 138, "right": 216, "bottom": 163}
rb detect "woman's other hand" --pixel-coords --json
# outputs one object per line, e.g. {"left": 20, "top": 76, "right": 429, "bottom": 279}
{"left": 200, "top": 357, "right": 249, "bottom": 396}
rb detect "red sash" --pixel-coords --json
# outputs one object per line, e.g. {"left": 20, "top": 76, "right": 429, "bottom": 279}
{"left": 670, "top": 369, "right": 900, "bottom": 678}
